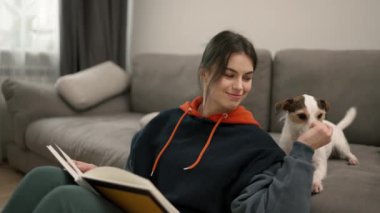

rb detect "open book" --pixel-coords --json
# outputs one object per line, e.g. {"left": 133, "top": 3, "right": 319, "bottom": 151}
{"left": 47, "top": 145, "right": 179, "bottom": 213}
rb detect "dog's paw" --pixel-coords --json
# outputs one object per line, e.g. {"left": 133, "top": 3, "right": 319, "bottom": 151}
{"left": 347, "top": 154, "right": 359, "bottom": 165}
{"left": 312, "top": 180, "right": 324, "bottom": 194}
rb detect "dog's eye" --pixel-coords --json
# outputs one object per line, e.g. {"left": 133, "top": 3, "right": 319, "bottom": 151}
{"left": 297, "top": 113, "right": 307, "bottom": 120}
{"left": 317, "top": 113, "right": 324, "bottom": 120}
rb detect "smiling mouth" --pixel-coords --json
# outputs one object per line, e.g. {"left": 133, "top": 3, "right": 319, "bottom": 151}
{"left": 226, "top": 92, "right": 243, "bottom": 100}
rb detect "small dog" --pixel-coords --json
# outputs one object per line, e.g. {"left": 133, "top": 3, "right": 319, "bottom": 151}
{"left": 275, "top": 94, "right": 359, "bottom": 194}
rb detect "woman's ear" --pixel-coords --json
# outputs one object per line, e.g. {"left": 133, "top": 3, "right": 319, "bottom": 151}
{"left": 199, "top": 68, "right": 210, "bottom": 83}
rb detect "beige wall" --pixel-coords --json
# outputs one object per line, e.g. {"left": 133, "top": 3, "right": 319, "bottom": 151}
{"left": 132, "top": 0, "right": 380, "bottom": 56}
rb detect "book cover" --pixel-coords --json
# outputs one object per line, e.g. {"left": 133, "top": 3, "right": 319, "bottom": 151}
{"left": 47, "top": 145, "right": 179, "bottom": 213}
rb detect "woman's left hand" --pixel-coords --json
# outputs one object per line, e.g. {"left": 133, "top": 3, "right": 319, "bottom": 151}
{"left": 73, "top": 160, "right": 97, "bottom": 173}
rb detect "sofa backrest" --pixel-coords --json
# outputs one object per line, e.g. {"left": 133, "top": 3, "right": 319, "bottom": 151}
{"left": 130, "top": 49, "right": 273, "bottom": 130}
{"left": 270, "top": 49, "right": 380, "bottom": 146}
{"left": 241, "top": 49, "right": 272, "bottom": 130}
{"left": 130, "top": 54, "right": 202, "bottom": 113}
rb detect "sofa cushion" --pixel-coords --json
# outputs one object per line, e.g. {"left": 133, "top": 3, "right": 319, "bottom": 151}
{"left": 56, "top": 61, "right": 129, "bottom": 110}
{"left": 25, "top": 113, "right": 144, "bottom": 168}
{"left": 2, "top": 79, "right": 75, "bottom": 149}
{"left": 2, "top": 78, "right": 132, "bottom": 149}
{"left": 271, "top": 49, "right": 380, "bottom": 146}
{"left": 311, "top": 144, "right": 380, "bottom": 213}
{"left": 270, "top": 132, "right": 380, "bottom": 213}
{"left": 139, "top": 112, "right": 159, "bottom": 128}
{"left": 241, "top": 49, "right": 272, "bottom": 130}
{"left": 130, "top": 54, "right": 202, "bottom": 113}
{"left": 131, "top": 50, "right": 273, "bottom": 130}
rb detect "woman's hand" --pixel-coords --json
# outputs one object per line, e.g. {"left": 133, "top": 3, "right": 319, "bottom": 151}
{"left": 297, "top": 121, "right": 333, "bottom": 150}
{"left": 73, "top": 160, "right": 97, "bottom": 173}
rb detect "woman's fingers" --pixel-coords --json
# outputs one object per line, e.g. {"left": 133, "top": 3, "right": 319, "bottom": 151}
{"left": 297, "top": 121, "right": 332, "bottom": 150}
{"left": 73, "top": 160, "right": 96, "bottom": 173}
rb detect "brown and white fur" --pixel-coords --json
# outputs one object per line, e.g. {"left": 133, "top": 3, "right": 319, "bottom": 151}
{"left": 276, "top": 94, "right": 359, "bottom": 194}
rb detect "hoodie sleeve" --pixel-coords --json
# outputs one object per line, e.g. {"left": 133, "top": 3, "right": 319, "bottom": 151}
{"left": 124, "top": 110, "right": 172, "bottom": 175}
{"left": 231, "top": 142, "right": 315, "bottom": 213}
{"left": 125, "top": 129, "right": 142, "bottom": 172}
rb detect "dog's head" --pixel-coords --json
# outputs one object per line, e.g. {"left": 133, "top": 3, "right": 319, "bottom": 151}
{"left": 275, "top": 94, "right": 330, "bottom": 128}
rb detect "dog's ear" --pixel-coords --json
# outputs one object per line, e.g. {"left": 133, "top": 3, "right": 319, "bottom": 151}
{"left": 275, "top": 98, "right": 294, "bottom": 112}
{"left": 318, "top": 99, "right": 330, "bottom": 112}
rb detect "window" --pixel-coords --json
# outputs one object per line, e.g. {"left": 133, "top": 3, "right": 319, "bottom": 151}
{"left": 0, "top": 0, "right": 59, "bottom": 82}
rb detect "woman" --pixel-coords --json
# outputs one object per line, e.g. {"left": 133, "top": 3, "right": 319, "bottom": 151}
{"left": 4, "top": 31, "right": 331, "bottom": 213}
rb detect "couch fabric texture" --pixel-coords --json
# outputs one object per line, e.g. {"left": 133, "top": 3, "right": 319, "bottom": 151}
{"left": 271, "top": 50, "right": 380, "bottom": 146}
{"left": 55, "top": 61, "right": 130, "bottom": 110}
{"left": 2, "top": 49, "right": 380, "bottom": 213}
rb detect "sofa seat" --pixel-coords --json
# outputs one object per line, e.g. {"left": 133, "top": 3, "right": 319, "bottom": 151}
{"left": 311, "top": 144, "right": 380, "bottom": 213}
{"left": 25, "top": 113, "right": 144, "bottom": 168}
{"left": 270, "top": 132, "right": 380, "bottom": 213}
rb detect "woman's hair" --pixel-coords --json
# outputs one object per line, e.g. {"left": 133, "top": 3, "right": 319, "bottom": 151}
{"left": 199, "top": 30, "right": 258, "bottom": 102}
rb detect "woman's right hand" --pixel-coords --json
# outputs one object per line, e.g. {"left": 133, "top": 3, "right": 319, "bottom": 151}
{"left": 297, "top": 121, "right": 333, "bottom": 150}
{"left": 73, "top": 160, "right": 97, "bottom": 173}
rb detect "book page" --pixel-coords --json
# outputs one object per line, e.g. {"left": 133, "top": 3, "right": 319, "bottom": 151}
{"left": 46, "top": 145, "right": 80, "bottom": 180}
{"left": 46, "top": 145, "right": 98, "bottom": 194}
{"left": 84, "top": 166, "right": 153, "bottom": 189}
{"left": 56, "top": 145, "right": 83, "bottom": 176}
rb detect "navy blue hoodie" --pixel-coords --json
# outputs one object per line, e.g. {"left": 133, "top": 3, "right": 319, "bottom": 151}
{"left": 127, "top": 97, "right": 285, "bottom": 213}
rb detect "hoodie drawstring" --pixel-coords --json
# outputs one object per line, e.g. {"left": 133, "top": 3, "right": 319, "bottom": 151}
{"left": 150, "top": 107, "right": 191, "bottom": 176}
{"left": 150, "top": 108, "right": 228, "bottom": 176}
{"left": 183, "top": 113, "right": 227, "bottom": 170}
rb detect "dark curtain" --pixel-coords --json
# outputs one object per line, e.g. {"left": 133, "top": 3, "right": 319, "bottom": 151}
{"left": 60, "top": 0, "right": 127, "bottom": 75}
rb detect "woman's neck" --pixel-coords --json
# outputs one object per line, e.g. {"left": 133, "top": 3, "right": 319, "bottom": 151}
{"left": 199, "top": 102, "right": 229, "bottom": 117}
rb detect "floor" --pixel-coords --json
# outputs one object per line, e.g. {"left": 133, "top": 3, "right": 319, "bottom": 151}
{"left": 0, "top": 162, "right": 23, "bottom": 208}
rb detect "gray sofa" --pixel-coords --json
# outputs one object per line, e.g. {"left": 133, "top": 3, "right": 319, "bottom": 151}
{"left": 2, "top": 49, "right": 380, "bottom": 213}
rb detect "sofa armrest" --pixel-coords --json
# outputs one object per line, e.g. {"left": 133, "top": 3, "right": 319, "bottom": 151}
{"left": 2, "top": 78, "right": 75, "bottom": 148}
{"left": 0, "top": 79, "right": 12, "bottom": 160}
{"left": 2, "top": 78, "right": 130, "bottom": 149}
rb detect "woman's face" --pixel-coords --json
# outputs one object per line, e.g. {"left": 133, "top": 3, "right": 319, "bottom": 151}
{"left": 202, "top": 53, "right": 254, "bottom": 115}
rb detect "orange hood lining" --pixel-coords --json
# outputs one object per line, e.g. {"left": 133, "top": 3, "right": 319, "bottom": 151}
{"left": 179, "top": 96, "right": 260, "bottom": 126}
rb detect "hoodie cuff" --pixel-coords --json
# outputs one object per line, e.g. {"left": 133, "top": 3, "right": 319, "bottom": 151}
{"left": 289, "top": 142, "right": 314, "bottom": 162}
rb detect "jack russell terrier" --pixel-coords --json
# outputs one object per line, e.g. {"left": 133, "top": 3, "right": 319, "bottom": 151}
{"left": 275, "top": 94, "right": 359, "bottom": 194}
